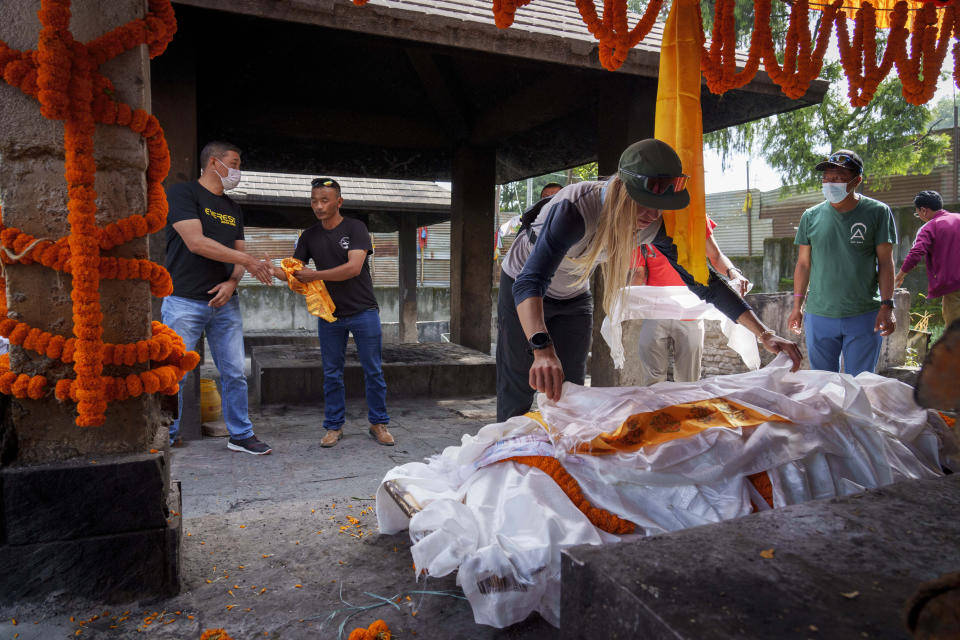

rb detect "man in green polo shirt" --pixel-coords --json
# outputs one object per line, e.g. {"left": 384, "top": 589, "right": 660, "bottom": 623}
{"left": 788, "top": 149, "right": 897, "bottom": 375}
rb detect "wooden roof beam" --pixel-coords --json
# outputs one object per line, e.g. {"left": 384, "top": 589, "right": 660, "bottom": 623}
{"left": 405, "top": 48, "right": 470, "bottom": 143}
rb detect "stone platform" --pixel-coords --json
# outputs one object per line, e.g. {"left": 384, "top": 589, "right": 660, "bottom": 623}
{"left": 560, "top": 473, "right": 960, "bottom": 639}
{"left": 241, "top": 322, "right": 451, "bottom": 354}
{"left": 252, "top": 342, "right": 496, "bottom": 405}
{"left": 0, "top": 453, "right": 181, "bottom": 604}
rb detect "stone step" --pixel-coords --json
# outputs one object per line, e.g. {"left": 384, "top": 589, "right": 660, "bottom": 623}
{"left": 560, "top": 474, "right": 960, "bottom": 639}
{"left": 240, "top": 321, "right": 451, "bottom": 354}
{"left": 252, "top": 342, "right": 496, "bottom": 405}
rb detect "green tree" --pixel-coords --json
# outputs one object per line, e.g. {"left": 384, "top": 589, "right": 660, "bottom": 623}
{"left": 498, "top": 164, "right": 598, "bottom": 214}
{"left": 705, "top": 62, "right": 950, "bottom": 192}
{"left": 929, "top": 95, "right": 957, "bottom": 130}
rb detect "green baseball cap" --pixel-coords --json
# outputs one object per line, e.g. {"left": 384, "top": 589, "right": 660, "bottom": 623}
{"left": 617, "top": 139, "right": 690, "bottom": 210}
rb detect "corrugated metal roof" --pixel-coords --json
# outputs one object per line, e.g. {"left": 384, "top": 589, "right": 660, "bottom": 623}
{"left": 704, "top": 189, "right": 774, "bottom": 257}
{"left": 758, "top": 129, "right": 960, "bottom": 237}
{"left": 241, "top": 221, "right": 460, "bottom": 287}
{"left": 231, "top": 171, "right": 451, "bottom": 211}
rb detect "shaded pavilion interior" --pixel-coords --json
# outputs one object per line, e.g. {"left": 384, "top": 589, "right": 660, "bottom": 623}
{"left": 153, "top": 0, "right": 828, "bottom": 362}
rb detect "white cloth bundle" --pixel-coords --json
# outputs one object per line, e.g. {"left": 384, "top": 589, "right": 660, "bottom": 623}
{"left": 376, "top": 356, "right": 958, "bottom": 628}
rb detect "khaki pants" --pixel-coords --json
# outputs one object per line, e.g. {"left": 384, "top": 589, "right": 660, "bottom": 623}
{"left": 637, "top": 318, "right": 705, "bottom": 386}
{"left": 943, "top": 290, "right": 960, "bottom": 327}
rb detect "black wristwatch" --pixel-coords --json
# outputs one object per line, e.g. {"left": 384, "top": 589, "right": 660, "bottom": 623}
{"left": 880, "top": 299, "right": 895, "bottom": 308}
{"left": 528, "top": 331, "right": 553, "bottom": 353}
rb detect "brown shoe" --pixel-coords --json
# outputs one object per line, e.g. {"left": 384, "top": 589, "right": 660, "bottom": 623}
{"left": 320, "top": 429, "right": 343, "bottom": 448}
{"left": 368, "top": 424, "right": 395, "bottom": 446}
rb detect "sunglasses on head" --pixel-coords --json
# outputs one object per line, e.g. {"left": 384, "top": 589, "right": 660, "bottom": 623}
{"left": 826, "top": 153, "right": 862, "bottom": 169}
{"left": 620, "top": 167, "right": 689, "bottom": 195}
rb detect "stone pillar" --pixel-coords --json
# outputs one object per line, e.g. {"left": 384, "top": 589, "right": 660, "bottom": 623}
{"left": 590, "top": 82, "right": 655, "bottom": 386}
{"left": 0, "top": 0, "right": 179, "bottom": 603}
{"left": 450, "top": 145, "right": 495, "bottom": 353}
{"left": 398, "top": 214, "right": 418, "bottom": 343}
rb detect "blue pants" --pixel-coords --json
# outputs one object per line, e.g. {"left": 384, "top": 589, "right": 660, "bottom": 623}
{"left": 161, "top": 295, "right": 254, "bottom": 443}
{"left": 804, "top": 310, "right": 882, "bottom": 376}
{"left": 316, "top": 308, "right": 389, "bottom": 430}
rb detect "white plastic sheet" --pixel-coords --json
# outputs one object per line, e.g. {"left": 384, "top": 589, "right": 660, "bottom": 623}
{"left": 601, "top": 285, "right": 760, "bottom": 370}
{"left": 376, "top": 356, "right": 958, "bottom": 628}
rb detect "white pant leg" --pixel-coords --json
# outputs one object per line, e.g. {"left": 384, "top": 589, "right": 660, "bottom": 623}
{"left": 669, "top": 319, "right": 705, "bottom": 383}
{"left": 637, "top": 319, "right": 671, "bottom": 386}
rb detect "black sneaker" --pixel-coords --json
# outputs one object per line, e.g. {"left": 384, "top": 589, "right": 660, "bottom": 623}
{"left": 227, "top": 435, "right": 272, "bottom": 455}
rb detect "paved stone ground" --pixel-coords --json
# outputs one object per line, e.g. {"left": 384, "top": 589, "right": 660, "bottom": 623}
{"left": 0, "top": 395, "right": 555, "bottom": 640}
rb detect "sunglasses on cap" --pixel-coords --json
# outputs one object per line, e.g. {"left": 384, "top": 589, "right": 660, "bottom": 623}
{"left": 619, "top": 167, "right": 689, "bottom": 195}
{"left": 825, "top": 153, "right": 862, "bottom": 170}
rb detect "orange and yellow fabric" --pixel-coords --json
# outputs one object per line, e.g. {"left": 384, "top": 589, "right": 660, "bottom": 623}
{"left": 574, "top": 397, "right": 790, "bottom": 455}
{"left": 654, "top": 0, "right": 708, "bottom": 283}
{"left": 280, "top": 257, "right": 336, "bottom": 322}
{"left": 812, "top": 0, "right": 951, "bottom": 29}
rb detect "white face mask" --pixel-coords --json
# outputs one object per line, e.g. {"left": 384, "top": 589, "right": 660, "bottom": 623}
{"left": 822, "top": 179, "right": 855, "bottom": 204}
{"left": 215, "top": 158, "right": 242, "bottom": 191}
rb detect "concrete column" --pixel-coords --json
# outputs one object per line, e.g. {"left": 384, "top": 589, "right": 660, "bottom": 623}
{"left": 590, "top": 81, "right": 655, "bottom": 387}
{"left": 449, "top": 145, "right": 495, "bottom": 353}
{"left": 398, "top": 214, "right": 418, "bottom": 343}
{"left": 0, "top": 0, "right": 178, "bottom": 603}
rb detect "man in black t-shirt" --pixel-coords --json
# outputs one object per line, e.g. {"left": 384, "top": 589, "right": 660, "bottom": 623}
{"left": 273, "top": 178, "right": 392, "bottom": 448}
{"left": 162, "top": 141, "right": 275, "bottom": 455}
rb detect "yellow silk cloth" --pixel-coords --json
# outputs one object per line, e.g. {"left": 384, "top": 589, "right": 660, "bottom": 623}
{"left": 654, "top": 0, "right": 708, "bottom": 284}
{"left": 574, "top": 398, "right": 790, "bottom": 455}
{"left": 280, "top": 257, "right": 336, "bottom": 322}
{"left": 811, "top": 0, "right": 950, "bottom": 30}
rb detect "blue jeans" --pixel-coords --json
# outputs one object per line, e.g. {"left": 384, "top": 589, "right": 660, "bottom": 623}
{"left": 804, "top": 310, "right": 882, "bottom": 376}
{"left": 316, "top": 308, "right": 389, "bottom": 430}
{"left": 161, "top": 295, "right": 254, "bottom": 443}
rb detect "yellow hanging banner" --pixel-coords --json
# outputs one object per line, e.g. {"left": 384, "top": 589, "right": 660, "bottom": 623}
{"left": 654, "top": 0, "right": 708, "bottom": 283}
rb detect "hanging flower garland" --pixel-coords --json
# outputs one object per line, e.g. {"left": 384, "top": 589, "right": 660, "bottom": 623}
{"left": 475, "top": 0, "right": 960, "bottom": 105}
{"left": 702, "top": 0, "right": 769, "bottom": 92}
{"left": 0, "top": 0, "right": 196, "bottom": 427}
{"left": 835, "top": 2, "right": 909, "bottom": 105}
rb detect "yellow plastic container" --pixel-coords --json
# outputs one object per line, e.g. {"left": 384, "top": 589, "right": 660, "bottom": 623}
{"left": 200, "top": 378, "right": 222, "bottom": 423}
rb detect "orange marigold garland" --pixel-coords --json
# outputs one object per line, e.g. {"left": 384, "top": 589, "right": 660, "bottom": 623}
{"left": 0, "top": 0, "right": 195, "bottom": 424}
{"left": 348, "top": 619, "right": 391, "bottom": 640}
{"left": 479, "top": 0, "right": 960, "bottom": 105}
{"left": 836, "top": 1, "right": 910, "bottom": 105}
{"left": 702, "top": 0, "right": 769, "bottom": 92}
{"left": 897, "top": 1, "right": 956, "bottom": 103}
{"left": 499, "top": 455, "right": 636, "bottom": 535}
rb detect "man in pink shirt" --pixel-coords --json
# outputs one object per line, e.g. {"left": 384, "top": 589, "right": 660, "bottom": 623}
{"left": 895, "top": 190, "right": 960, "bottom": 326}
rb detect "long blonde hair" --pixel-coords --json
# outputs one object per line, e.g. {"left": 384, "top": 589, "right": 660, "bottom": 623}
{"left": 569, "top": 176, "right": 642, "bottom": 318}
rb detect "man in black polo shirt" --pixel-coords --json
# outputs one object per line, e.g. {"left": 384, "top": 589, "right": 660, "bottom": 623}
{"left": 276, "top": 178, "right": 392, "bottom": 448}
{"left": 163, "top": 140, "right": 274, "bottom": 454}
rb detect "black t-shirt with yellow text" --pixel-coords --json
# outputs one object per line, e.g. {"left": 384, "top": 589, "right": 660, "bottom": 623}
{"left": 165, "top": 181, "right": 245, "bottom": 300}
{"left": 293, "top": 217, "right": 378, "bottom": 318}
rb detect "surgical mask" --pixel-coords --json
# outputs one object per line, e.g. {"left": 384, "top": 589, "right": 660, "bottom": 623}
{"left": 822, "top": 180, "right": 853, "bottom": 204}
{"left": 215, "top": 158, "right": 242, "bottom": 191}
